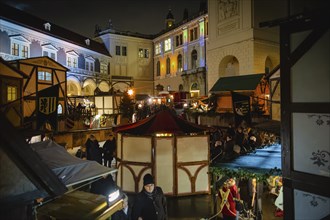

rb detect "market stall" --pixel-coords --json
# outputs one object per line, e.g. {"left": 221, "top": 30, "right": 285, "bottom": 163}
{"left": 113, "top": 109, "right": 211, "bottom": 196}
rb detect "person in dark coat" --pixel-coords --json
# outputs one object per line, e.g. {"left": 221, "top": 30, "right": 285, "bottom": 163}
{"left": 131, "top": 174, "right": 167, "bottom": 220}
{"left": 85, "top": 134, "right": 102, "bottom": 164}
{"left": 112, "top": 194, "right": 131, "bottom": 220}
{"left": 102, "top": 133, "right": 116, "bottom": 167}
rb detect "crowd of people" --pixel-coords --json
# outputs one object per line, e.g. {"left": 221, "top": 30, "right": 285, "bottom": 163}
{"left": 210, "top": 123, "right": 277, "bottom": 163}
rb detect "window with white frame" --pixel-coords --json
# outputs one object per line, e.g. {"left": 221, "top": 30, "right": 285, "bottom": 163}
{"left": 164, "top": 38, "right": 172, "bottom": 52}
{"left": 9, "top": 35, "right": 30, "bottom": 58}
{"left": 66, "top": 50, "right": 78, "bottom": 68}
{"left": 42, "top": 43, "right": 58, "bottom": 61}
{"left": 85, "top": 56, "right": 95, "bottom": 72}
{"left": 7, "top": 86, "right": 17, "bottom": 102}
{"left": 38, "top": 71, "right": 52, "bottom": 82}
{"left": 155, "top": 43, "right": 161, "bottom": 55}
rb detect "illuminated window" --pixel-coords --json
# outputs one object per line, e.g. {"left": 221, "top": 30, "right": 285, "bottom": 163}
{"left": 38, "top": 71, "right": 52, "bottom": 82}
{"left": 7, "top": 86, "right": 17, "bottom": 102}
{"left": 11, "top": 43, "right": 19, "bottom": 56}
{"left": 10, "top": 35, "right": 30, "bottom": 58}
{"left": 57, "top": 104, "right": 63, "bottom": 114}
{"left": 155, "top": 43, "right": 161, "bottom": 55}
{"left": 139, "top": 48, "right": 149, "bottom": 58}
{"left": 144, "top": 49, "right": 149, "bottom": 58}
{"left": 22, "top": 45, "right": 28, "bottom": 58}
{"left": 164, "top": 38, "right": 171, "bottom": 51}
{"left": 139, "top": 48, "right": 144, "bottom": 58}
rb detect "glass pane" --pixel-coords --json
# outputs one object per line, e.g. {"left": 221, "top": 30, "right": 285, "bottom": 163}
{"left": 291, "top": 30, "right": 330, "bottom": 102}
{"left": 294, "top": 189, "right": 330, "bottom": 219}
{"left": 292, "top": 113, "right": 330, "bottom": 177}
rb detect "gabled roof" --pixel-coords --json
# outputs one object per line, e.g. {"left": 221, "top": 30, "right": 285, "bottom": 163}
{"left": 113, "top": 109, "right": 210, "bottom": 135}
{"left": 0, "top": 57, "right": 29, "bottom": 78}
{"left": 210, "top": 74, "right": 264, "bottom": 93}
{"left": 0, "top": 3, "right": 110, "bottom": 56}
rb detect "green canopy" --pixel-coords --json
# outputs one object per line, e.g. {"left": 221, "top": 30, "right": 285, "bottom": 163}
{"left": 210, "top": 74, "right": 264, "bottom": 93}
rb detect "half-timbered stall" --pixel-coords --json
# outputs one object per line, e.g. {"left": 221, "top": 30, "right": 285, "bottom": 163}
{"left": 0, "top": 57, "right": 29, "bottom": 127}
{"left": 9, "top": 56, "right": 68, "bottom": 130}
{"left": 113, "top": 109, "right": 211, "bottom": 196}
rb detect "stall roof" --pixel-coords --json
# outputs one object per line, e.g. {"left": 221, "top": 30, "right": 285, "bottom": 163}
{"left": 210, "top": 73, "right": 264, "bottom": 93}
{"left": 30, "top": 140, "right": 117, "bottom": 187}
{"left": 0, "top": 113, "right": 67, "bottom": 206}
{"left": 113, "top": 109, "right": 211, "bottom": 135}
{"left": 213, "top": 144, "right": 281, "bottom": 173}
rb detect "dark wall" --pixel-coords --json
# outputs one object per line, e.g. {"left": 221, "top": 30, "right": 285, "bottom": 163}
{"left": 0, "top": 31, "right": 10, "bottom": 54}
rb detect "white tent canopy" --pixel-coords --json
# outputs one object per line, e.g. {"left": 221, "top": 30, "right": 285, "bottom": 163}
{"left": 30, "top": 140, "right": 117, "bottom": 187}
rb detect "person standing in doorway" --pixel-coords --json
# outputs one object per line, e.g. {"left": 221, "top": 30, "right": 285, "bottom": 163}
{"left": 131, "top": 173, "right": 167, "bottom": 220}
{"left": 102, "top": 133, "right": 116, "bottom": 167}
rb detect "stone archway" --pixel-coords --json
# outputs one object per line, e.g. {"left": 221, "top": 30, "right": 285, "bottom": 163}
{"left": 218, "top": 55, "right": 239, "bottom": 77}
{"left": 82, "top": 78, "right": 97, "bottom": 96}
{"left": 98, "top": 81, "right": 110, "bottom": 92}
{"left": 265, "top": 56, "right": 274, "bottom": 74}
{"left": 67, "top": 76, "right": 81, "bottom": 96}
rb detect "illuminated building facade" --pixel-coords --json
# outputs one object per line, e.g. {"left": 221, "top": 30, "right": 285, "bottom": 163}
{"left": 0, "top": 3, "right": 111, "bottom": 97}
{"left": 153, "top": 10, "right": 208, "bottom": 98}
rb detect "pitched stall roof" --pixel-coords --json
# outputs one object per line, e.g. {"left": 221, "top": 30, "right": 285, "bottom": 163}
{"left": 113, "top": 109, "right": 210, "bottom": 135}
{"left": 0, "top": 113, "right": 67, "bottom": 206}
{"left": 210, "top": 74, "right": 264, "bottom": 93}
{"left": 0, "top": 3, "right": 110, "bottom": 56}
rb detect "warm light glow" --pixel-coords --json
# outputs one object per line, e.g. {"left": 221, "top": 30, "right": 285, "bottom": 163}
{"left": 127, "top": 89, "right": 134, "bottom": 96}
{"left": 155, "top": 133, "right": 173, "bottom": 137}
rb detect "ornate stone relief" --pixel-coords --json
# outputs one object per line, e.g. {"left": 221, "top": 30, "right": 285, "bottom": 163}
{"left": 218, "top": 0, "right": 239, "bottom": 22}
{"left": 217, "top": 0, "right": 240, "bottom": 35}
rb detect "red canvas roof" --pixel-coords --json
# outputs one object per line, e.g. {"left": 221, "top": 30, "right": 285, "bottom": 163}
{"left": 113, "top": 109, "right": 211, "bottom": 135}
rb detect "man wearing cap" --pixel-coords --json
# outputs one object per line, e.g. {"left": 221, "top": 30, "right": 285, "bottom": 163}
{"left": 131, "top": 173, "right": 167, "bottom": 220}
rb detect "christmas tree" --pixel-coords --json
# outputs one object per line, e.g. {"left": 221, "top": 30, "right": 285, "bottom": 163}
{"left": 119, "top": 90, "right": 134, "bottom": 119}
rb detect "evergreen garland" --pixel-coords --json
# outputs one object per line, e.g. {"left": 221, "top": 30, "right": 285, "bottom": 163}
{"left": 210, "top": 166, "right": 282, "bottom": 182}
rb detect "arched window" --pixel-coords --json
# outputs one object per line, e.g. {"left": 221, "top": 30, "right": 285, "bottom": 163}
{"left": 166, "top": 57, "right": 170, "bottom": 75}
{"left": 177, "top": 54, "right": 183, "bottom": 72}
{"left": 57, "top": 104, "right": 63, "bottom": 114}
{"left": 156, "top": 61, "right": 160, "bottom": 76}
{"left": 191, "top": 50, "right": 197, "bottom": 69}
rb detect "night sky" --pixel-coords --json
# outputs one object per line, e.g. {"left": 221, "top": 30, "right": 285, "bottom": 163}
{"left": 0, "top": 0, "right": 205, "bottom": 38}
